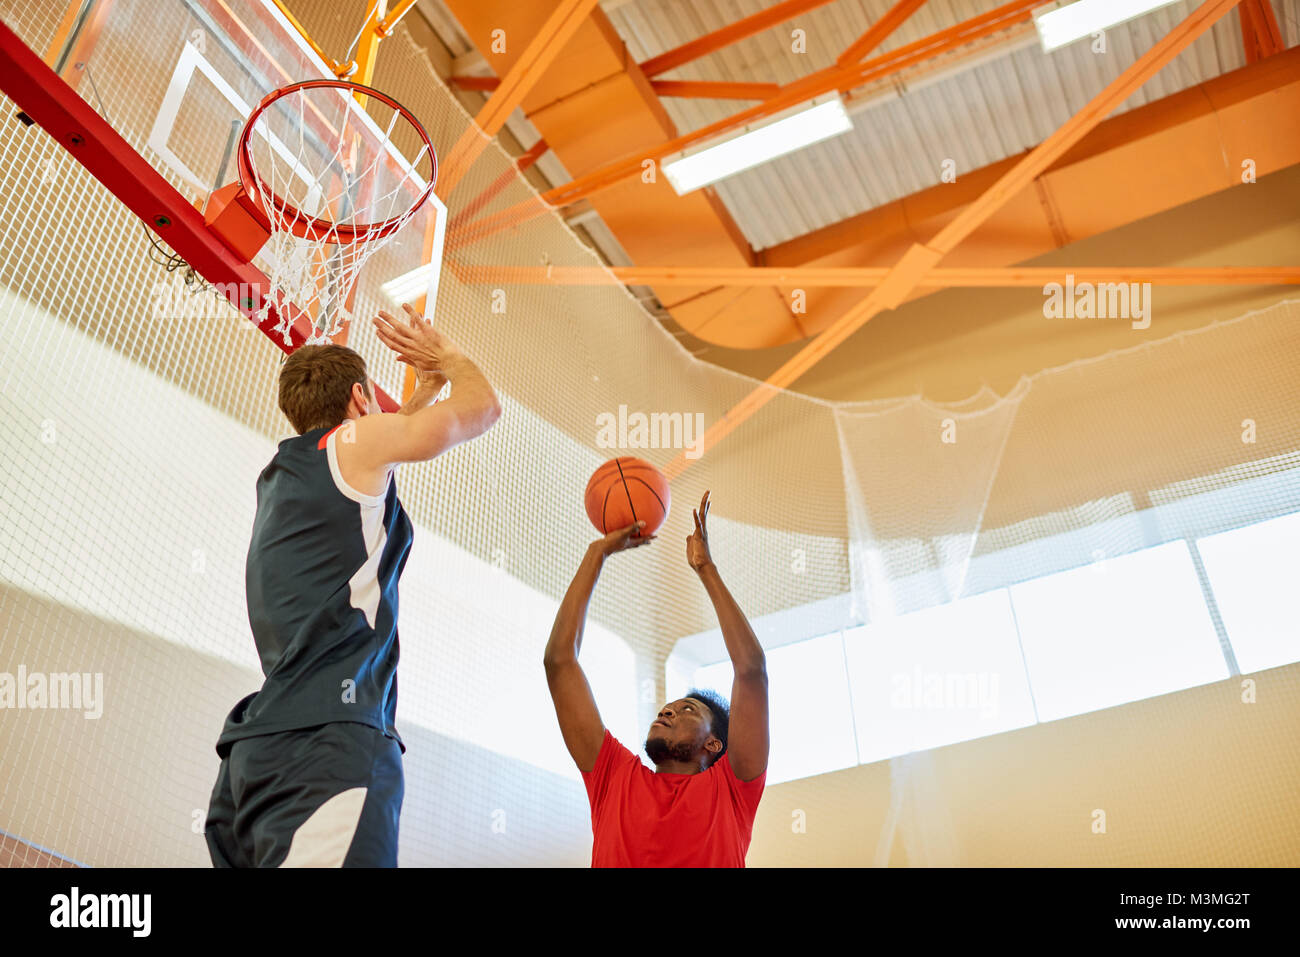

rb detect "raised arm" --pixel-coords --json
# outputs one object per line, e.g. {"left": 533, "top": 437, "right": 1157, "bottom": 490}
{"left": 544, "top": 522, "right": 652, "bottom": 771}
{"left": 395, "top": 364, "right": 447, "bottom": 417}
{"left": 687, "top": 492, "right": 769, "bottom": 782}
{"left": 339, "top": 306, "right": 502, "bottom": 493}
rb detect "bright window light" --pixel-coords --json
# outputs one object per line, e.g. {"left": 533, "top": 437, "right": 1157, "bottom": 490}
{"left": 691, "top": 633, "right": 858, "bottom": 785}
{"left": 1196, "top": 510, "right": 1300, "bottom": 675}
{"left": 1033, "top": 0, "right": 1184, "bottom": 53}
{"left": 662, "top": 96, "right": 853, "bottom": 195}
{"left": 843, "top": 590, "right": 1037, "bottom": 765}
{"left": 1010, "top": 541, "right": 1227, "bottom": 722}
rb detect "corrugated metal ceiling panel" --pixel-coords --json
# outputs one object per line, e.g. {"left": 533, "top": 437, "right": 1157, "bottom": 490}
{"left": 607, "top": 0, "right": 1298, "bottom": 250}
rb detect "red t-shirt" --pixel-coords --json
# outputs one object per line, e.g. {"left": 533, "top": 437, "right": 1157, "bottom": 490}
{"left": 581, "top": 730, "right": 766, "bottom": 867}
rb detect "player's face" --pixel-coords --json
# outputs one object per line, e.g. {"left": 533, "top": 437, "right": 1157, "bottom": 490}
{"left": 645, "top": 697, "right": 714, "bottom": 765}
{"left": 364, "top": 379, "right": 382, "bottom": 416}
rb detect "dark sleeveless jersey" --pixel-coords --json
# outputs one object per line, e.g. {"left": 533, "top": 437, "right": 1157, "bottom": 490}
{"left": 216, "top": 423, "right": 413, "bottom": 757}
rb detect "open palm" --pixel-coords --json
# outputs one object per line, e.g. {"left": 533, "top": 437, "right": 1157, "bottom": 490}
{"left": 686, "top": 491, "right": 713, "bottom": 571}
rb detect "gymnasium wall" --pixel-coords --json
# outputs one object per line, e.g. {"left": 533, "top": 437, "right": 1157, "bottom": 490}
{"left": 749, "top": 660, "right": 1300, "bottom": 866}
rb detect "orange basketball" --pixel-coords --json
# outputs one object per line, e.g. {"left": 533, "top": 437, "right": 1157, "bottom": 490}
{"left": 584, "top": 457, "right": 671, "bottom": 538}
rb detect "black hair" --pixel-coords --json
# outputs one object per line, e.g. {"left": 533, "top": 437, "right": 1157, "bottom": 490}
{"left": 685, "top": 688, "right": 730, "bottom": 764}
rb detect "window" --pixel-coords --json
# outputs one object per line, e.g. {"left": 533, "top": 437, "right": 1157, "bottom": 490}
{"left": 689, "top": 633, "right": 858, "bottom": 785}
{"left": 1196, "top": 510, "right": 1300, "bottom": 675}
{"left": 1009, "top": 541, "right": 1227, "bottom": 722}
{"left": 664, "top": 507, "right": 1300, "bottom": 785}
{"left": 843, "top": 590, "right": 1036, "bottom": 764}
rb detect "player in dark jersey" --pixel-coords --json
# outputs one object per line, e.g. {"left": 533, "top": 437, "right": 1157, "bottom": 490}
{"left": 204, "top": 304, "right": 501, "bottom": 868}
{"left": 544, "top": 492, "right": 770, "bottom": 866}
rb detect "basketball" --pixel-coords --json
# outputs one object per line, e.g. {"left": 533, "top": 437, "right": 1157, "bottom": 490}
{"left": 584, "top": 457, "right": 671, "bottom": 537}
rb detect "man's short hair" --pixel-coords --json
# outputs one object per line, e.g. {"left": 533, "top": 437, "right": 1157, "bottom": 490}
{"left": 686, "top": 688, "right": 730, "bottom": 765}
{"left": 278, "top": 344, "right": 371, "bottom": 434}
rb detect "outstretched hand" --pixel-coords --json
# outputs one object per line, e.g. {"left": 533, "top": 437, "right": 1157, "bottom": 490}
{"left": 594, "top": 521, "right": 655, "bottom": 557}
{"left": 686, "top": 491, "right": 714, "bottom": 572}
{"left": 372, "top": 304, "right": 459, "bottom": 390}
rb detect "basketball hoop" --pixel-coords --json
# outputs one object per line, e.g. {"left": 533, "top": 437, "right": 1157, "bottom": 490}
{"left": 204, "top": 78, "right": 436, "bottom": 344}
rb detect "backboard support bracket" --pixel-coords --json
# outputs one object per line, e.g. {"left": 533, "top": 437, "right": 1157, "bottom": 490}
{"left": 203, "top": 181, "right": 271, "bottom": 262}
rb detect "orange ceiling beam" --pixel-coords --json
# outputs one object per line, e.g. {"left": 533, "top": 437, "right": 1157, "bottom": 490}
{"left": 663, "top": 0, "right": 1244, "bottom": 479}
{"left": 448, "top": 265, "right": 1300, "bottom": 287}
{"left": 760, "top": 44, "right": 1300, "bottom": 340}
{"left": 448, "top": 0, "right": 1041, "bottom": 249}
{"left": 1237, "top": 0, "right": 1283, "bottom": 63}
{"left": 454, "top": 0, "right": 927, "bottom": 99}
{"left": 650, "top": 80, "right": 782, "bottom": 100}
{"left": 841, "top": 19, "right": 1036, "bottom": 109}
{"left": 450, "top": 75, "right": 500, "bottom": 91}
{"left": 375, "top": 0, "right": 419, "bottom": 37}
{"left": 444, "top": 0, "right": 790, "bottom": 331}
{"left": 448, "top": 139, "right": 550, "bottom": 236}
{"left": 542, "top": 0, "right": 1039, "bottom": 208}
{"left": 639, "top": 0, "right": 838, "bottom": 79}
{"left": 837, "top": 0, "right": 929, "bottom": 66}
{"left": 437, "top": 0, "right": 601, "bottom": 199}
{"left": 928, "top": 0, "right": 1239, "bottom": 258}
{"left": 449, "top": 39, "right": 1300, "bottom": 337}
{"left": 515, "top": 137, "right": 550, "bottom": 170}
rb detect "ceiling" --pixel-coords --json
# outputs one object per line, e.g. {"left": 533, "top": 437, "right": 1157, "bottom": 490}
{"left": 413, "top": 0, "right": 1299, "bottom": 354}
{"left": 605, "top": 0, "right": 1297, "bottom": 249}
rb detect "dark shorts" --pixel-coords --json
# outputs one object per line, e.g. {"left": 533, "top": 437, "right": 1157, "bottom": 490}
{"left": 205, "top": 721, "right": 403, "bottom": 868}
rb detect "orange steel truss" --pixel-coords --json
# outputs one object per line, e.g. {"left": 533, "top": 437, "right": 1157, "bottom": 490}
{"left": 648, "top": 80, "right": 783, "bottom": 100}
{"left": 549, "top": 0, "right": 1038, "bottom": 207}
{"left": 447, "top": 265, "right": 1300, "bottom": 288}
{"left": 1237, "top": 0, "right": 1284, "bottom": 62}
{"left": 660, "top": 0, "right": 1249, "bottom": 479}
{"left": 445, "top": 0, "right": 1044, "bottom": 251}
{"left": 640, "top": 0, "right": 840, "bottom": 78}
{"left": 436, "top": 0, "right": 602, "bottom": 199}
{"left": 837, "top": 0, "right": 929, "bottom": 65}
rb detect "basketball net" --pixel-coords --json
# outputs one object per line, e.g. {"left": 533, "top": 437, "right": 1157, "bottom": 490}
{"left": 242, "top": 84, "right": 434, "bottom": 345}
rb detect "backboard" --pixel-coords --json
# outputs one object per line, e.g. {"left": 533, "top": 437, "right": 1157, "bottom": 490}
{"left": 0, "top": 0, "right": 447, "bottom": 406}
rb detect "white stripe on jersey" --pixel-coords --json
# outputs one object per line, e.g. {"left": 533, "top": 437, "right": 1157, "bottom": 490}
{"left": 326, "top": 427, "right": 391, "bottom": 629}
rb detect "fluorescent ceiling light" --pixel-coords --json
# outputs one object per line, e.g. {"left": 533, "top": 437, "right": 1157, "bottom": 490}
{"left": 662, "top": 96, "right": 853, "bottom": 195}
{"left": 1033, "top": 0, "right": 1184, "bottom": 53}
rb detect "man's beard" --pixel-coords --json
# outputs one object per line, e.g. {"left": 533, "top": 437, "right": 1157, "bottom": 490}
{"left": 645, "top": 734, "right": 697, "bottom": 765}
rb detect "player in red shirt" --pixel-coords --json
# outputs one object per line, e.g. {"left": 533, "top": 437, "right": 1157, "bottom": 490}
{"left": 544, "top": 491, "right": 770, "bottom": 867}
